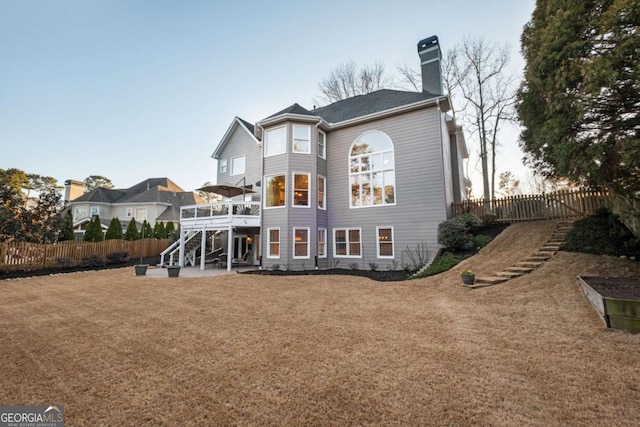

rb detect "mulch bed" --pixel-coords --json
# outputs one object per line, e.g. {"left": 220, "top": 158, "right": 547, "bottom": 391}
{"left": 0, "top": 256, "right": 161, "bottom": 281}
{"left": 242, "top": 268, "right": 409, "bottom": 282}
{"left": 579, "top": 276, "right": 640, "bottom": 300}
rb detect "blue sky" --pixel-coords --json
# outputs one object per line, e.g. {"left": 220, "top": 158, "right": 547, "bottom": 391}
{"left": 0, "top": 0, "right": 536, "bottom": 196}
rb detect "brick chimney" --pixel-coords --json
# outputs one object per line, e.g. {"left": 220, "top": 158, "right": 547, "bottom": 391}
{"left": 417, "top": 36, "right": 443, "bottom": 96}
{"left": 64, "top": 179, "right": 85, "bottom": 201}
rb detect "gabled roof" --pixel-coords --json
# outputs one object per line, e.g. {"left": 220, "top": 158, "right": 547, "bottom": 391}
{"left": 212, "top": 116, "right": 260, "bottom": 159}
{"left": 312, "top": 89, "right": 441, "bottom": 124}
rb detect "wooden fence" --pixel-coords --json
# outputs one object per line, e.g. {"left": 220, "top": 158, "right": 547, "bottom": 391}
{"left": 0, "top": 238, "right": 170, "bottom": 270}
{"left": 451, "top": 189, "right": 609, "bottom": 222}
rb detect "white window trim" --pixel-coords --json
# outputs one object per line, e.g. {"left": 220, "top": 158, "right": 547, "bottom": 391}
{"left": 126, "top": 208, "right": 133, "bottom": 218}
{"left": 376, "top": 226, "right": 395, "bottom": 259}
{"left": 333, "top": 227, "right": 362, "bottom": 258}
{"left": 293, "top": 227, "right": 310, "bottom": 259}
{"left": 263, "top": 173, "right": 286, "bottom": 209}
{"left": 317, "top": 130, "right": 326, "bottom": 159}
{"left": 318, "top": 228, "right": 327, "bottom": 258}
{"left": 135, "top": 207, "right": 147, "bottom": 221}
{"left": 292, "top": 172, "right": 310, "bottom": 208}
{"left": 219, "top": 158, "right": 227, "bottom": 174}
{"left": 265, "top": 125, "right": 287, "bottom": 157}
{"left": 230, "top": 155, "right": 246, "bottom": 176}
{"left": 318, "top": 175, "right": 326, "bottom": 210}
{"left": 90, "top": 206, "right": 99, "bottom": 216}
{"left": 348, "top": 130, "right": 396, "bottom": 209}
{"left": 267, "top": 227, "right": 280, "bottom": 258}
{"left": 292, "top": 124, "right": 311, "bottom": 154}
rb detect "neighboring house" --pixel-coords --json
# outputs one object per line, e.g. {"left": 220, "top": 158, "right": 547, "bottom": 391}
{"left": 177, "top": 36, "right": 468, "bottom": 271}
{"left": 66, "top": 178, "right": 204, "bottom": 238}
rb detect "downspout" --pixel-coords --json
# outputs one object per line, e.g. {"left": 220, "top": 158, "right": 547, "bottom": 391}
{"left": 314, "top": 119, "right": 322, "bottom": 269}
{"left": 257, "top": 122, "right": 265, "bottom": 270}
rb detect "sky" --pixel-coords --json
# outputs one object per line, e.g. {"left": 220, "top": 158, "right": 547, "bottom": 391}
{"left": 0, "top": 0, "right": 536, "bottom": 197}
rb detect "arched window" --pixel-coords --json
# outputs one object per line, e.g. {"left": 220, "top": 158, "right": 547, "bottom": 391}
{"left": 349, "top": 131, "right": 395, "bottom": 207}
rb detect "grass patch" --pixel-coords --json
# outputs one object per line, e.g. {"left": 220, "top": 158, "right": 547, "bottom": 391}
{"left": 413, "top": 252, "right": 469, "bottom": 279}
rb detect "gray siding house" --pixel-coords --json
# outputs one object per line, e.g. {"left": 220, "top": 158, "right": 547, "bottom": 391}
{"left": 178, "top": 36, "right": 467, "bottom": 271}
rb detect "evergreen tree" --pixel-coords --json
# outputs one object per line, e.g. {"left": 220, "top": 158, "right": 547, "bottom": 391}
{"left": 105, "top": 217, "right": 123, "bottom": 240}
{"left": 165, "top": 221, "right": 177, "bottom": 241}
{"left": 58, "top": 210, "right": 75, "bottom": 241}
{"left": 153, "top": 221, "right": 166, "bottom": 239}
{"left": 124, "top": 220, "right": 140, "bottom": 240}
{"left": 518, "top": 0, "right": 640, "bottom": 197}
{"left": 141, "top": 220, "right": 153, "bottom": 240}
{"left": 83, "top": 215, "right": 104, "bottom": 242}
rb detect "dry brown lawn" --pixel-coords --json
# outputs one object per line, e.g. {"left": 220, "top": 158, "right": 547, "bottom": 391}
{"left": 1, "top": 221, "right": 640, "bottom": 426}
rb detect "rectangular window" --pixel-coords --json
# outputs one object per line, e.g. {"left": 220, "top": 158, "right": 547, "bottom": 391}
{"left": 126, "top": 208, "right": 133, "bottom": 218}
{"left": 377, "top": 227, "right": 394, "bottom": 258}
{"left": 318, "top": 131, "right": 326, "bottom": 159}
{"left": 293, "top": 173, "right": 309, "bottom": 207}
{"left": 318, "top": 175, "right": 326, "bottom": 210}
{"left": 318, "top": 228, "right": 327, "bottom": 258}
{"left": 219, "top": 158, "right": 227, "bottom": 174}
{"left": 267, "top": 228, "right": 280, "bottom": 258}
{"left": 90, "top": 206, "right": 99, "bottom": 217}
{"left": 333, "top": 228, "right": 361, "bottom": 257}
{"left": 293, "top": 228, "right": 309, "bottom": 258}
{"left": 265, "top": 174, "right": 286, "bottom": 208}
{"left": 265, "top": 126, "right": 286, "bottom": 157}
{"left": 73, "top": 206, "right": 87, "bottom": 221}
{"left": 292, "top": 124, "right": 310, "bottom": 154}
{"left": 135, "top": 208, "right": 147, "bottom": 221}
{"left": 231, "top": 156, "right": 246, "bottom": 176}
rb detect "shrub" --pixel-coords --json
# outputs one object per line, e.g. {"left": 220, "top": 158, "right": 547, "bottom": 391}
{"left": 58, "top": 210, "right": 75, "bottom": 242}
{"left": 563, "top": 208, "right": 640, "bottom": 257}
{"left": 81, "top": 254, "right": 106, "bottom": 268}
{"left": 141, "top": 220, "right": 153, "bottom": 239}
{"left": 472, "top": 234, "right": 492, "bottom": 249}
{"left": 368, "top": 262, "right": 379, "bottom": 271}
{"left": 456, "top": 212, "right": 480, "bottom": 230}
{"left": 153, "top": 221, "right": 167, "bottom": 239}
{"left": 270, "top": 264, "right": 281, "bottom": 271}
{"left": 403, "top": 242, "right": 430, "bottom": 271}
{"left": 83, "top": 215, "right": 104, "bottom": 242}
{"left": 349, "top": 262, "right": 360, "bottom": 270}
{"left": 106, "top": 250, "right": 129, "bottom": 264}
{"left": 165, "top": 222, "right": 177, "bottom": 241}
{"left": 438, "top": 218, "right": 473, "bottom": 251}
{"left": 413, "top": 252, "right": 465, "bottom": 278}
{"left": 56, "top": 257, "right": 76, "bottom": 268}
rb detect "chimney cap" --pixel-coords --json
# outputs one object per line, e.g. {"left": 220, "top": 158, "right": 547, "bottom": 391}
{"left": 417, "top": 35, "right": 439, "bottom": 53}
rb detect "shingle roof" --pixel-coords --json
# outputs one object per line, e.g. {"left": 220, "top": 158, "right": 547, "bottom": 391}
{"left": 312, "top": 89, "right": 438, "bottom": 123}
{"left": 266, "top": 103, "right": 316, "bottom": 119}
{"left": 71, "top": 178, "right": 200, "bottom": 207}
{"left": 237, "top": 117, "right": 255, "bottom": 134}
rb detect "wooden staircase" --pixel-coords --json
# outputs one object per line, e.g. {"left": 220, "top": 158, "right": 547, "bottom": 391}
{"left": 468, "top": 221, "right": 574, "bottom": 288}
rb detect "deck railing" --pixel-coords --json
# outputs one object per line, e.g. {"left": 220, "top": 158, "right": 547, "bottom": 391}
{"left": 180, "top": 201, "right": 260, "bottom": 223}
{"left": 451, "top": 189, "right": 609, "bottom": 222}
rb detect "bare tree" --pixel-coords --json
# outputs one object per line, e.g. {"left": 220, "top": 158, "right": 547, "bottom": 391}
{"left": 498, "top": 171, "right": 521, "bottom": 197}
{"left": 447, "top": 37, "right": 518, "bottom": 202}
{"left": 314, "top": 61, "right": 393, "bottom": 105}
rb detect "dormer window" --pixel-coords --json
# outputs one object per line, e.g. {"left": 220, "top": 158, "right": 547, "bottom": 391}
{"left": 292, "top": 124, "right": 310, "bottom": 154}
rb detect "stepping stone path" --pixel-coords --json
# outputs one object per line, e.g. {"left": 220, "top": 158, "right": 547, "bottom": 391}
{"left": 466, "top": 221, "right": 574, "bottom": 289}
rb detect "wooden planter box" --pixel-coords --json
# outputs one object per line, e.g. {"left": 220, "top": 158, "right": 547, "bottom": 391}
{"left": 578, "top": 276, "right": 640, "bottom": 333}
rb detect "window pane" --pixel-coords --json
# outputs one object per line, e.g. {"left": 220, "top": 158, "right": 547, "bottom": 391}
{"left": 384, "top": 171, "right": 395, "bottom": 204}
{"left": 293, "top": 125, "right": 310, "bottom": 153}
{"left": 350, "top": 175, "right": 360, "bottom": 207}
{"left": 318, "top": 229, "right": 326, "bottom": 257}
{"left": 379, "top": 243, "right": 393, "bottom": 256}
{"left": 372, "top": 172, "right": 383, "bottom": 205}
{"left": 294, "top": 228, "right": 308, "bottom": 257}
{"left": 293, "top": 174, "right": 309, "bottom": 206}
{"left": 318, "top": 176, "right": 325, "bottom": 209}
{"left": 349, "top": 230, "right": 360, "bottom": 256}
{"left": 266, "top": 127, "right": 286, "bottom": 156}
{"left": 350, "top": 156, "right": 360, "bottom": 173}
{"left": 378, "top": 228, "right": 393, "bottom": 257}
{"left": 266, "top": 175, "right": 285, "bottom": 207}
{"left": 269, "top": 229, "right": 279, "bottom": 256}
{"left": 361, "top": 174, "right": 371, "bottom": 206}
{"left": 318, "top": 132, "right": 325, "bottom": 158}
{"left": 335, "top": 230, "right": 346, "bottom": 255}
{"left": 371, "top": 153, "right": 383, "bottom": 171}
{"left": 232, "top": 156, "right": 245, "bottom": 175}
